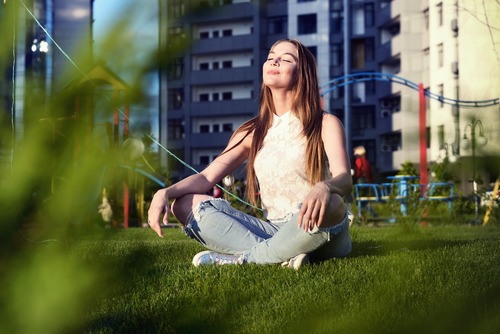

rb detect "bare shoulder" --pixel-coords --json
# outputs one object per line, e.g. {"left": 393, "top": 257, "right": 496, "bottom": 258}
{"left": 321, "top": 113, "right": 344, "bottom": 131}
{"left": 226, "top": 126, "right": 254, "bottom": 152}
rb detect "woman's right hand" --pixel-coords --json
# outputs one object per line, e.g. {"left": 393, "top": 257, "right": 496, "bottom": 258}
{"left": 147, "top": 188, "right": 170, "bottom": 238}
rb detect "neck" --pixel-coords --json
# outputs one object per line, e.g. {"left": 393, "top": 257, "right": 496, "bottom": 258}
{"left": 271, "top": 90, "right": 293, "bottom": 116}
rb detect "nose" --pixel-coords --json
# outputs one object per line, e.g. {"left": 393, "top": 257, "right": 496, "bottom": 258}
{"left": 271, "top": 59, "right": 280, "bottom": 66}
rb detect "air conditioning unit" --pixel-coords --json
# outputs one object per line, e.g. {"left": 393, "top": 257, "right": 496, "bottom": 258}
{"left": 381, "top": 144, "right": 391, "bottom": 152}
{"left": 451, "top": 19, "right": 458, "bottom": 36}
{"left": 381, "top": 109, "right": 391, "bottom": 118}
{"left": 381, "top": 100, "right": 391, "bottom": 108}
{"left": 451, "top": 61, "right": 459, "bottom": 75}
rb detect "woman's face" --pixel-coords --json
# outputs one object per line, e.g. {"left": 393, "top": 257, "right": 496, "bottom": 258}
{"left": 262, "top": 41, "right": 298, "bottom": 90}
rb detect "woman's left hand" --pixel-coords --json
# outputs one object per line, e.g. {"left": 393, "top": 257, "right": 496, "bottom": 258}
{"left": 297, "top": 182, "right": 331, "bottom": 232}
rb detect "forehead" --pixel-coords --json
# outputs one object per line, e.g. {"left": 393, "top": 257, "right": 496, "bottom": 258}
{"left": 269, "top": 42, "right": 298, "bottom": 56}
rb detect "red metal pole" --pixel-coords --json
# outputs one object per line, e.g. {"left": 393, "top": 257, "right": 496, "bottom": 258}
{"left": 124, "top": 104, "right": 129, "bottom": 139}
{"left": 419, "top": 83, "right": 428, "bottom": 192}
{"left": 123, "top": 181, "right": 129, "bottom": 228}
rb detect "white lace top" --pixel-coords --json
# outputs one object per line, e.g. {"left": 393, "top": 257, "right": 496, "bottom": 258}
{"left": 254, "top": 111, "right": 312, "bottom": 223}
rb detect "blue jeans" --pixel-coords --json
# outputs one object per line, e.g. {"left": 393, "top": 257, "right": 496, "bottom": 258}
{"left": 182, "top": 198, "right": 352, "bottom": 264}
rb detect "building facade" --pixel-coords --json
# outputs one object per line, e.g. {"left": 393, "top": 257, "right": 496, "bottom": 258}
{"left": 159, "top": 0, "right": 500, "bottom": 190}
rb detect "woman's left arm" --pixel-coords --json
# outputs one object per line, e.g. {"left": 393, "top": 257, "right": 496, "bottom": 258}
{"left": 297, "top": 114, "right": 352, "bottom": 231}
{"left": 320, "top": 113, "right": 353, "bottom": 197}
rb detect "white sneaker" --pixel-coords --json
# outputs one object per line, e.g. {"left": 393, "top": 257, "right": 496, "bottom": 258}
{"left": 281, "top": 253, "right": 309, "bottom": 270}
{"left": 192, "top": 250, "right": 243, "bottom": 267}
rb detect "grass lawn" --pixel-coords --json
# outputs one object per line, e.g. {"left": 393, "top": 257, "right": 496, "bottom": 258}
{"left": 3, "top": 224, "right": 500, "bottom": 334}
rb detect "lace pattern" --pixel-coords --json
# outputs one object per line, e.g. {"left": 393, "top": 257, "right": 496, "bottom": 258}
{"left": 254, "top": 112, "right": 312, "bottom": 222}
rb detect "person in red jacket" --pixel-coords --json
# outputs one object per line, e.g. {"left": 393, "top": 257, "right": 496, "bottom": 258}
{"left": 353, "top": 146, "right": 376, "bottom": 218}
{"left": 353, "top": 146, "right": 373, "bottom": 184}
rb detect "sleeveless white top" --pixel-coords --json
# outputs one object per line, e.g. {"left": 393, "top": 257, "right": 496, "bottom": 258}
{"left": 254, "top": 111, "right": 312, "bottom": 223}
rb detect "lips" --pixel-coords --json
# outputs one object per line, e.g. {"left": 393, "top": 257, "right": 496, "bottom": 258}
{"left": 267, "top": 70, "right": 280, "bottom": 75}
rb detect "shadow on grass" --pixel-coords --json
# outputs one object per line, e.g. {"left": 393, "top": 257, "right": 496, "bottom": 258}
{"left": 348, "top": 238, "right": 478, "bottom": 258}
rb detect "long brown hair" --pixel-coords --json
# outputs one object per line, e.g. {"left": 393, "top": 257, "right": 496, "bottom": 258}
{"left": 227, "top": 39, "right": 327, "bottom": 206}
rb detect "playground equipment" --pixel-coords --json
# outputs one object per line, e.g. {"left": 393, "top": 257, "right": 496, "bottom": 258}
{"left": 321, "top": 72, "right": 499, "bottom": 195}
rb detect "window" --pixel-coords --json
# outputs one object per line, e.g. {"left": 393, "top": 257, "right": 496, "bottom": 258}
{"left": 213, "top": 124, "right": 220, "bottom": 132}
{"left": 423, "top": 8, "right": 429, "bottom": 30}
{"left": 212, "top": 62, "right": 219, "bottom": 70}
{"left": 199, "top": 125, "right": 210, "bottom": 133}
{"left": 212, "top": 93, "right": 219, "bottom": 101}
{"left": 168, "top": 89, "right": 184, "bottom": 109}
{"left": 222, "top": 92, "right": 232, "bottom": 100}
{"left": 331, "top": 43, "right": 343, "bottom": 66}
{"left": 199, "top": 93, "right": 209, "bottom": 102}
{"left": 437, "top": 2, "right": 443, "bottom": 27}
{"left": 331, "top": 10, "right": 343, "bottom": 32}
{"left": 199, "top": 63, "right": 209, "bottom": 70}
{"left": 437, "top": 43, "right": 443, "bottom": 67}
{"left": 168, "top": 57, "right": 184, "bottom": 80}
{"left": 298, "top": 14, "right": 317, "bottom": 35}
{"left": 222, "top": 29, "right": 232, "bottom": 37}
{"left": 352, "top": 39, "right": 365, "bottom": 69}
{"left": 199, "top": 31, "right": 209, "bottom": 39}
{"left": 438, "top": 84, "right": 444, "bottom": 107}
{"left": 222, "top": 60, "right": 232, "bottom": 68}
{"left": 222, "top": 123, "right": 233, "bottom": 132}
{"left": 438, "top": 125, "right": 445, "bottom": 148}
{"left": 352, "top": 106, "right": 376, "bottom": 130}
{"left": 168, "top": 119, "right": 184, "bottom": 140}
{"left": 364, "top": 3, "right": 374, "bottom": 27}
{"left": 307, "top": 46, "right": 317, "bottom": 61}
{"left": 268, "top": 16, "right": 287, "bottom": 34}
{"left": 199, "top": 156, "right": 210, "bottom": 165}
{"left": 365, "top": 37, "right": 375, "bottom": 61}
{"left": 212, "top": 30, "right": 219, "bottom": 38}
{"left": 168, "top": 0, "right": 185, "bottom": 19}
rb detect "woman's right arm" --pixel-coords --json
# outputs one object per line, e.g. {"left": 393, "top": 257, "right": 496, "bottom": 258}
{"left": 147, "top": 129, "right": 252, "bottom": 236}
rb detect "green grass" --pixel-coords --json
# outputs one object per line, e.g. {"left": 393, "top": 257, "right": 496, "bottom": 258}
{"left": 2, "top": 224, "right": 500, "bottom": 333}
{"left": 37, "top": 225, "right": 499, "bottom": 333}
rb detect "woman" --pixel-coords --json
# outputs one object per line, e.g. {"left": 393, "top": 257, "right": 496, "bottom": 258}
{"left": 148, "top": 39, "right": 352, "bottom": 269}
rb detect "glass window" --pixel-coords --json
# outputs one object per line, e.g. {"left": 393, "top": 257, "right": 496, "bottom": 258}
{"left": 199, "top": 125, "right": 210, "bottom": 133}
{"left": 437, "top": 43, "right": 443, "bottom": 67}
{"left": 199, "top": 156, "right": 210, "bottom": 165}
{"left": 168, "top": 89, "right": 184, "bottom": 109}
{"left": 268, "top": 16, "right": 288, "bottom": 34}
{"left": 331, "top": 43, "right": 343, "bottom": 66}
{"left": 298, "top": 14, "right": 317, "bottom": 35}
{"left": 168, "top": 119, "right": 184, "bottom": 140}
{"left": 364, "top": 3, "right": 374, "bottom": 27}
{"left": 222, "top": 123, "right": 233, "bottom": 132}
{"left": 200, "top": 93, "right": 209, "bottom": 102}
{"left": 437, "top": 2, "right": 443, "bottom": 26}
{"left": 222, "top": 92, "right": 232, "bottom": 100}
{"left": 199, "top": 63, "right": 209, "bottom": 70}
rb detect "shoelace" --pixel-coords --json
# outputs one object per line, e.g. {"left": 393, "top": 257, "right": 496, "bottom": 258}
{"left": 213, "top": 254, "right": 239, "bottom": 265}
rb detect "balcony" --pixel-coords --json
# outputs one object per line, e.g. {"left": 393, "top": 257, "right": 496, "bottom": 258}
{"left": 187, "top": 2, "right": 255, "bottom": 23}
{"left": 190, "top": 98, "right": 258, "bottom": 117}
{"left": 191, "top": 34, "right": 256, "bottom": 53}
{"left": 191, "top": 132, "right": 231, "bottom": 149}
{"left": 376, "top": 3, "right": 391, "bottom": 27}
{"left": 190, "top": 67, "right": 254, "bottom": 85}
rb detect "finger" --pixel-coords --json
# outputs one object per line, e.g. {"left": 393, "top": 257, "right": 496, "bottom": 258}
{"left": 162, "top": 211, "right": 169, "bottom": 225}
{"left": 316, "top": 205, "right": 325, "bottom": 228}
{"left": 147, "top": 218, "right": 164, "bottom": 238}
{"left": 297, "top": 210, "right": 304, "bottom": 228}
{"left": 312, "top": 201, "right": 325, "bottom": 227}
{"left": 153, "top": 224, "right": 164, "bottom": 238}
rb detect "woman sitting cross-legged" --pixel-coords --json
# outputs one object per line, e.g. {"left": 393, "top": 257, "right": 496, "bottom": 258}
{"left": 147, "top": 39, "right": 353, "bottom": 269}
